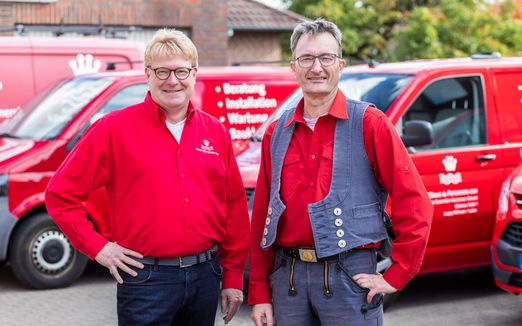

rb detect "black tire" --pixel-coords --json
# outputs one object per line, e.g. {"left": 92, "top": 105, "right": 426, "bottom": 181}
{"left": 8, "top": 212, "right": 89, "bottom": 289}
{"left": 376, "top": 254, "right": 400, "bottom": 310}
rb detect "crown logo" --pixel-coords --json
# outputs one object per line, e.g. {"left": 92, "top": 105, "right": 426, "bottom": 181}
{"left": 442, "top": 155, "right": 457, "bottom": 172}
{"left": 69, "top": 54, "right": 102, "bottom": 76}
{"left": 203, "top": 139, "right": 210, "bottom": 146}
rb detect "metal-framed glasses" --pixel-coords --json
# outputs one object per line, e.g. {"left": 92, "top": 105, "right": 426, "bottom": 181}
{"left": 294, "top": 54, "right": 340, "bottom": 68}
{"left": 148, "top": 66, "right": 194, "bottom": 80}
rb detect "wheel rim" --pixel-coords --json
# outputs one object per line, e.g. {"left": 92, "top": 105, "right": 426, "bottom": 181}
{"left": 31, "top": 229, "right": 74, "bottom": 275}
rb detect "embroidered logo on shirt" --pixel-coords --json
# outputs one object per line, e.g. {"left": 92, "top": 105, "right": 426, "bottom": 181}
{"left": 196, "top": 139, "right": 219, "bottom": 156}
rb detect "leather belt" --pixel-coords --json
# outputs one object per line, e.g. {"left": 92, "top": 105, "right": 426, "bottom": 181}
{"left": 279, "top": 246, "right": 355, "bottom": 263}
{"left": 137, "top": 245, "right": 217, "bottom": 268}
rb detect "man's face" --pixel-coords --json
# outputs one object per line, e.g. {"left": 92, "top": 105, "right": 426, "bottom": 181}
{"left": 291, "top": 32, "right": 345, "bottom": 97}
{"left": 145, "top": 56, "right": 196, "bottom": 113}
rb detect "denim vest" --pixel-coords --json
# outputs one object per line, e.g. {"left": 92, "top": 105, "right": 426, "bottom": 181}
{"left": 260, "top": 99, "right": 389, "bottom": 258}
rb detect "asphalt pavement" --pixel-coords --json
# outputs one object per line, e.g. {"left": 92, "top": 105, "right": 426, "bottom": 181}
{"left": 0, "top": 263, "right": 521, "bottom": 326}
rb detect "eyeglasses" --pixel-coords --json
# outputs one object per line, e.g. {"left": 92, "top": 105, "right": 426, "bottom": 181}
{"left": 148, "top": 66, "right": 194, "bottom": 80}
{"left": 294, "top": 54, "right": 340, "bottom": 68}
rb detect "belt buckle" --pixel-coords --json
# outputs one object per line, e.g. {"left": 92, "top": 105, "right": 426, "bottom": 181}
{"left": 298, "top": 248, "right": 317, "bottom": 262}
{"left": 179, "top": 256, "right": 195, "bottom": 268}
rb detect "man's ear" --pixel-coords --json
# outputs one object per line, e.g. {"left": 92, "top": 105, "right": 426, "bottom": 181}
{"left": 290, "top": 61, "right": 296, "bottom": 72}
{"left": 339, "top": 58, "right": 346, "bottom": 71}
{"left": 145, "top": 67, "right": 151, "bottom": 79}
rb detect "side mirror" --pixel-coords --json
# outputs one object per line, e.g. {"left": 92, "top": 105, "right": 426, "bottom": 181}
{"left": 401, "top": 120, "right": 433, "bottom": 147}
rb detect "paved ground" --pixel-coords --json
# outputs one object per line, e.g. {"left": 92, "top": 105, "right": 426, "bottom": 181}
{"left": 0, "top": 263, "right": 521, "bottom": 325}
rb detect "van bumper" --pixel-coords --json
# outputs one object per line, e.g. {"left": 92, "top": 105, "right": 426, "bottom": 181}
{"left": 0, "top": 197, "right": 17, "bottom": 262}
{"left": 491, "top": 242, "right": 522, "bottom": 293}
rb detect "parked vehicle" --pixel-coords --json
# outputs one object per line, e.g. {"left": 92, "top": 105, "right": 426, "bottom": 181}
{"left": 0, "top": 36, "right": 145, "bottom": 122}
{"left": 491, "top": 159, "right": 522, "bottom": 294}
{"left": 237, "top": 55, "right": 522, "bottom": 303}
{"left": 0, "top": 66, "right": 297, "bottom": 289}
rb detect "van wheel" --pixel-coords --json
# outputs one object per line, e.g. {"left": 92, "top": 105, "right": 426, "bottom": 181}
{"left": 9, "top": 213, "right": 88, "bottom": 289}
{"left": 377, "top": 255, "right": 400, "bottom": 310}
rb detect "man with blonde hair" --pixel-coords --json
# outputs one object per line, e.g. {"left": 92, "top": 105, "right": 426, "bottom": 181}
{"left": 46, "top": 28, "right": 250, "bottom": 325}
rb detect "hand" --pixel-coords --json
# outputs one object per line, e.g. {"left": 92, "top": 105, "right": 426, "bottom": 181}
{"left": 251, "top": 303, "right": 273, "bottom": 326}
{"left": 221, "top": 288, "right": 244, "bottom": 324}
{"left": 94, "top": 242, "right": 144, "bottom": 284}
{"left": 353, "top": 273, "right": 397, "bottom": 303}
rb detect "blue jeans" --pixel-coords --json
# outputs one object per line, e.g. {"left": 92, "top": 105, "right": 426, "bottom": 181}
{"left": 270, "top": 249, "right": 383, "bottom": 326}
{"left": 117, "top": 258, "right": 222, "bottom": 326}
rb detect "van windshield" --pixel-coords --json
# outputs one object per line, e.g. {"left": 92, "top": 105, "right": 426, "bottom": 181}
{"left": 252, "top": 73, "right": 413, "bottom": 141}
{"left": 0, "top": 76, "right": 114, "bottom": 140}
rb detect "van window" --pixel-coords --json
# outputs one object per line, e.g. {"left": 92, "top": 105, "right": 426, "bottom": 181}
{"left": 89, "top": 83, "right": 148, "bottom": 124}
{"left": 0, "top": 77, "right": 114, "bottom": 140}
{"left": 401, "top": 76, "right": 486, "bottom": 151}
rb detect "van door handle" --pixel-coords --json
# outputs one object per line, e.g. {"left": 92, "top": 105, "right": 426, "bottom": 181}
{"left": 475, "top": 154, "right": 496, "bottom": 162}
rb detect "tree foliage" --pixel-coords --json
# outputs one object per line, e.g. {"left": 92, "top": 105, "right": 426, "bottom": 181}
{"left": 285, "top": 0, "right": 522, "bottom": 61}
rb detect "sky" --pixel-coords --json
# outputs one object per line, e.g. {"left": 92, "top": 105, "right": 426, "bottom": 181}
{"left": 256, "top": 0, "right": 287, "bottom": 10}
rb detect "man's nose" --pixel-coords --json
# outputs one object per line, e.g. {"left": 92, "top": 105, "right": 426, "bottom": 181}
{"left": 165, "top": 72, "right": 180, "bottom": 84}
{"left": 310, "top": 57, "right": 323, "bottom": 71}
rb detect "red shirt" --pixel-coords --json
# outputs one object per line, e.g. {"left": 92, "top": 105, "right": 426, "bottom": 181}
{"left": 248, "top": 90, "right": 433, "bottom": 304}
{"left": 46, "top": 92, "right": 250, "bottom": 289}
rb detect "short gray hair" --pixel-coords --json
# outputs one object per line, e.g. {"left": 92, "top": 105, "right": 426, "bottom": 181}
{"left": 290, "top": 18, "right": 342, "bottom": 58}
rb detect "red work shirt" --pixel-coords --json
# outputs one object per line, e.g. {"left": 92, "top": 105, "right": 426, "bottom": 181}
{"left": 46, "top": 92, "right": 250, "bottom": 289}
{"left": 248, "top": 90, "right": 433, "bottom": 304}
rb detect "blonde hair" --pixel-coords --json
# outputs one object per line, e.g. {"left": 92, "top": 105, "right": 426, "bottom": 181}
{"left": 144, "top": 28, "right": 198, "bottom": 67}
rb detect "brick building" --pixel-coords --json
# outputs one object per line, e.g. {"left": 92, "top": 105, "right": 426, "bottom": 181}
{"left": 0, "top": 0, "right": 304, "bottom": 66}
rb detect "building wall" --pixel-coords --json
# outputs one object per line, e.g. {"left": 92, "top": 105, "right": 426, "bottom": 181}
{"left": 0, "top": 0, "right": 229, "bottom": 65}
{"left": 228, "top": 31, "right": 283, "bottom": 66}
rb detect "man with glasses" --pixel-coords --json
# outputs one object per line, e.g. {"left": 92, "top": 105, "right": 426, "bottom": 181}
{"left": 46, "top": 28, "right": 250, "bottom": 325}
{"left": 249, "top": 18, "right": 433, "bottom": 326}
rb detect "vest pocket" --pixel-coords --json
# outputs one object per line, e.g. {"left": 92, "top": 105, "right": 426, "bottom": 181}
{"left": 351, "top": 202, "right": 383, "bottom": 234}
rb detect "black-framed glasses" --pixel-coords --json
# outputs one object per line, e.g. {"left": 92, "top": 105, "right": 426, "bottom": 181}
{"left": 148, "top": 66, "right": 194, "bottom": 80}
{"left": 294, "top": 53, "right": 340, "bottom": 68}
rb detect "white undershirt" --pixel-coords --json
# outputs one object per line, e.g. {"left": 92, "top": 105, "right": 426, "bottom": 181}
{"left": 165, "top": 118, "right": 186, "bottom": 143}
{"left": 303, "top": 112, "right": 328, "bottom": 131}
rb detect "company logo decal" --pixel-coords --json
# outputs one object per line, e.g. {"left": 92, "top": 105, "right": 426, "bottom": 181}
{"left": 69, "top": 54, "right": 102, "bottom": 75}
{"left": 196, "top": 139, "right": 219, "bottom": 156}
{"left": 439, "top": 155, "right": 462, "bottom": 185}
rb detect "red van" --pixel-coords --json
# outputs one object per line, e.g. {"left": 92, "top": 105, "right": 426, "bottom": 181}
{"left": 237, "top": 56, "right": 522, "bottom": 295}
{"left": 0, "top": 67, "right": 297, "bottom": 289}
{"left": 491, "top": 158, "right": 522, "bottom": 294}
{"left": 0, "top": 36, "right": 145, "bottom": 122}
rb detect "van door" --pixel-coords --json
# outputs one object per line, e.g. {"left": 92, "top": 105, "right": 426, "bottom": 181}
{"left": 398, "top": 75, "right": 503, "bottom": 272}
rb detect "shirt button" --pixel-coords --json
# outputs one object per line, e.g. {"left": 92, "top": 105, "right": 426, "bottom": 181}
{"left": 311, "top": 154, "right": 316, "bottom": 159}
{"left": 335, "top": 218, "right": 343, "bottom": 227}
{"left": 261, "top": 238, "right": 267, "bottom": 246}
{"left": 267, "top": 207, "right": 273, "bottom": 215}
{"left": 184, "top": 198, "right": 189, "bottom": 203}
{"left": 181, "top": 173, "right": 185, "bottom": 178}
{"left": 336, "top": 229, "right": 345, "bottom": 237}
{"left": 263, "top": 228, "right": 268, "bottom": 235}
{"left": 266, "top": 217, "right": 271, "bottom": 225}
{"left": 338, "top": 240, "right": 346, "bottom": 248}
{"left": 334, "top": 207, "right": 342, "bottom": 216}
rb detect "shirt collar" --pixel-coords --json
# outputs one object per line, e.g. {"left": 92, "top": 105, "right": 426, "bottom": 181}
{"left": 284, "top": 89, "right": 349, "bottom": 128}
{"left": 145, "top": 91, "right": 195, "bottom": 124}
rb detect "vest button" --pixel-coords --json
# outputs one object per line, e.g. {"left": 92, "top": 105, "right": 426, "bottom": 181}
{"left": 334, "top": 218, "right": 343, "bottom": 226}
{"left": 267, "top": 207, "right": 273, "bottom": 215}
{"left": 263, "top": 228, "right": 268, "bottom": 235}
{"left": 336, "top": 229, "right": 345, "bottom": 237}
{"left": 333, "top": 207, "right": 342, "bottom": 216}
{"left": 262, "top": 238, "right": 267, "bottom": 246}
{"left": 266, "top": 217, "right": 271, "bottom": 225}
{"left": 338, "top": 239, "right": 346, "bottom": 248}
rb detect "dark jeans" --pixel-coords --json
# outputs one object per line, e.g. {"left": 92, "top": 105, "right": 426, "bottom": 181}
{"left": 117, "top": 258, "right": 222, "bottom": 326}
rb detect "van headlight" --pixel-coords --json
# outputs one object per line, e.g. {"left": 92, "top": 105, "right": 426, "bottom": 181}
{"left": 497, "top": 179, "right": 510, "bottom": 218}
{"left": 0, "top": 174, "right": 7, "bottom": 197}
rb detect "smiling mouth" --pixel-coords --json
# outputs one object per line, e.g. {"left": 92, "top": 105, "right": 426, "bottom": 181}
{"left": 163, "top": 89, "right": 183, "bottom": 93}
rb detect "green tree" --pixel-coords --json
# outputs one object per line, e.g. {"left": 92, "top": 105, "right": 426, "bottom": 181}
{"left": 286, "top": 0, "right": 522, "bottom": 61}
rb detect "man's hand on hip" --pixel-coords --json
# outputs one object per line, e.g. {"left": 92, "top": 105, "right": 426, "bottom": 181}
{"left": 221, "top": 288, "right": 243, "bottom": 324}
{"left": 94, "top": 242, "right": 144, "bottom": 284}
{"left": 353, "top": 272, "right": 397, "bottom": 303}
{"left": 251, "top": 303, "right": 274, "bottom": 326}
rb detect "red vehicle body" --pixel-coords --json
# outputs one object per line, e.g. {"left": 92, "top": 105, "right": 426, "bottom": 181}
{"left": 0, "top": 67, "right": 297, "bottom": 289}
{"left": 0, "top": 36, "right": 145, "bottom": 122}
{"left": 491, "top": 158, "right": 522, "bottom": 294}
{"left": 238, "top": 56, "right": 522, "bottom": 279}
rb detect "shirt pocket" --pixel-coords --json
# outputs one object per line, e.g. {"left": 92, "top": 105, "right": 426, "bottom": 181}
{"left": 320, "top": 147, "right": 334, "bottom": 188}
